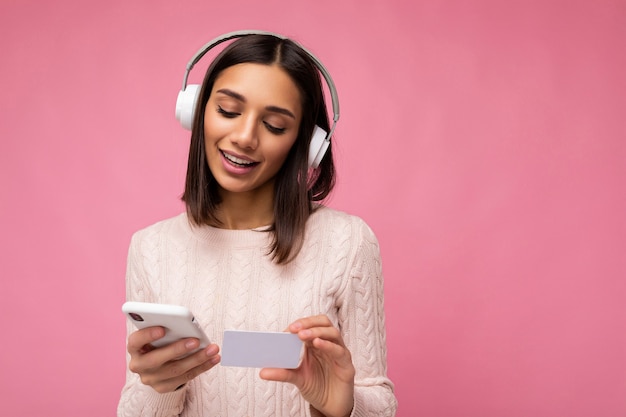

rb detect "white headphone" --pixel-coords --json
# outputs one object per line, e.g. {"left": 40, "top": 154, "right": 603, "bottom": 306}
{"left": 175, "top": 30, "right": 340, "bottom": 169}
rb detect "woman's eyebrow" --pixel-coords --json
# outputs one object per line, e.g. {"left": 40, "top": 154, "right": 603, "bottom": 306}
{"left": 265, "top": 105, "right": 296, "bottom": 119}
{"left": 216, "top": 88, "right": 296, "bottom": 120}
{"left": 216, "top": 88, "right": 245, "bottom": 102}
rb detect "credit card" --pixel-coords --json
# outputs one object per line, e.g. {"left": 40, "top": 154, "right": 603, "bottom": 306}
{"left": 221, "top": 330, "right": 303, "bottom": 369}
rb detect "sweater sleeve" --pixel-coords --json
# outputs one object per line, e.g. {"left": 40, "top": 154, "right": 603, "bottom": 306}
{"left": 338, "top": 219, "right": 398, "bottom": 417}
{"left": 117, "top": 231, "right": 188, "bottom": 417}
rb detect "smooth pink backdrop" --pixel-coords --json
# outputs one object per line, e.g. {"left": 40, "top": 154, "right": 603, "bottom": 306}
{"left": 1, "top": 1, "right": 624, "bottom": 416}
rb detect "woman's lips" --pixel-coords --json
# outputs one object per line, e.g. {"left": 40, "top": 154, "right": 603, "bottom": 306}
{"left": 220, "top": 150, "right": 259, "bottom": 174}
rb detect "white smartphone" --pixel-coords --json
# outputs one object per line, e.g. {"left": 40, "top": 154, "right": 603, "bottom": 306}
{"left": 122, "top": 301, "right": 210, "bottom": 353}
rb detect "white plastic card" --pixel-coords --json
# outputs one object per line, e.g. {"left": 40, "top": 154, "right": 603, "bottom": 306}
{"left": 221, "top": 330, "right": 303, "bottom": 369}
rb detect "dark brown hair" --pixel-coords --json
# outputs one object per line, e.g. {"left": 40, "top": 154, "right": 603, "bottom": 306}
{"left": 181, "top": 34, "right": 336, "bottom": 264}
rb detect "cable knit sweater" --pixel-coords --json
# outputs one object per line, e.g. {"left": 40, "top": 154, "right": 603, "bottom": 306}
{"left": 118, "top": 206, "right": 397, "bottom": 417}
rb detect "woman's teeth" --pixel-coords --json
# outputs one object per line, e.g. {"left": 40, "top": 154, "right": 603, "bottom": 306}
{"left": 223, "top": 152, "right": 255, "bottom": 166}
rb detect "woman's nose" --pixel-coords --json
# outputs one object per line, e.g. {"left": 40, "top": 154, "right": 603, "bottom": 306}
{"left": 230, "top": 115, "right": 258, "bottom": 150}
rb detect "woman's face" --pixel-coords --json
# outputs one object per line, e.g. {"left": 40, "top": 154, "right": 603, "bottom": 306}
{"left": 203, "top": 63, "right": 302, "bottom": 199}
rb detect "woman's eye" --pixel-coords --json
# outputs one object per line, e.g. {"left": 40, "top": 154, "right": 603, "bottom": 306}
{"left": 264, "top": 121, "right": 286, "bottom": 135}
{"left": 217, "top": 106, "right": 239, "bottom": 118}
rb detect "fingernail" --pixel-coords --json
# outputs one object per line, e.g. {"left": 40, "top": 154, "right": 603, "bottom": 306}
{"left": 206, "top": 345, "right": 218, "bottom": 356}
{"left": 291, "top": 322, "right": 302, "bottom": 331}
{"left": 185, "top": 340, "right": 198, "bottom": 349}
{"left": 301, "top": 329, "right": 312, "bottom": 337}
{"left": 151, "top": 328, "right": 164, "bottom": 339}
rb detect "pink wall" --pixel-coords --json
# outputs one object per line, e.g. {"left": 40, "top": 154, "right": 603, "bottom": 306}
{"left": 1, "top": 1, "right": 624, "bottom": 415}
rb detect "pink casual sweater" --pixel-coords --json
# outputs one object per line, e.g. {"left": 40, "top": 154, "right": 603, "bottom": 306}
{"left": 118, "top": 206, "right": 397, "bottom": 417}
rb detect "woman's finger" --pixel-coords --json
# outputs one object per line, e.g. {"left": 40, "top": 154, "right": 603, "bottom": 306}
{"left": 127, "top": 326, "right": 165, "bottom": 354}
{"left": 150, "top": 348, "right": 221, "bottom": 393}
{"left": 288, "top": 315, "right": 333, "bottom": 333}
{"left": 137, "top": 344, "right": 221, "bottom": 392}
{"left": 130, "top": 337, "right": 202, "bottom": 373}
{"left": 311, "top": 337, "right": 352, "bottom": 365}
{"left": 258, "top": 367, "right": 298, "bottom": 385}
{"left": 296, "top": 326, "right": 345, "bottom": 347}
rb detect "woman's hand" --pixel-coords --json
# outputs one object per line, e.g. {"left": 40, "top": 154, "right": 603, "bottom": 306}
{"left": 127, "top": 326, "right": 221, "bottom": 393}
{"left": 259, "top": 315, "right": 355, "bottom": 417}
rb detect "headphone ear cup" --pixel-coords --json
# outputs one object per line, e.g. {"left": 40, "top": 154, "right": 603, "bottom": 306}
{"left": 308, "top": 125, "right": 330, "bottom": 169}
{"left": 175, "top": 84, "right": 201, "bottom": 130}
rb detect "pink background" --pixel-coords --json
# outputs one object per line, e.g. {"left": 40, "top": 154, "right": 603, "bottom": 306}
{"left": 1, "top": 1, "right": 624, "bottom": 416}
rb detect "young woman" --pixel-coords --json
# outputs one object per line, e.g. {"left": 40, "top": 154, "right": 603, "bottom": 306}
{"left": 118, "top": 31, "right": 397, "bottom": 417}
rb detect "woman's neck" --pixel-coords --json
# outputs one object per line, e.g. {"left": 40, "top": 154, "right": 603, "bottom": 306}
{"left": 215, "top": 187, "right": 274, "bottom": 230}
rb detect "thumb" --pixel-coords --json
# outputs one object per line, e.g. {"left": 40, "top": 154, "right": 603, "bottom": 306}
{"left": 259, "top": 367, "right": 299, "bottom": 386}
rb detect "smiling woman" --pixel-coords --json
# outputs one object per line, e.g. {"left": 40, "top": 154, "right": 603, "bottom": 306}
{"left": 203, "top": 64, "right": 302, "bottom": 211}
{"left": 181, "top": 34, "right": 337, "bottom": 264}
{"left": 118, "top": 31, "right": 397, "bottom": 417}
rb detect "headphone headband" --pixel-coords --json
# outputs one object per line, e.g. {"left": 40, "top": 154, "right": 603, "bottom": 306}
{"left": 180, "top": 30, "right": 340, "bottom": 139}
